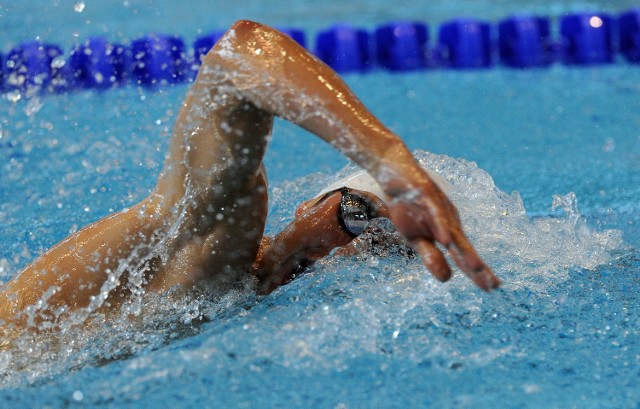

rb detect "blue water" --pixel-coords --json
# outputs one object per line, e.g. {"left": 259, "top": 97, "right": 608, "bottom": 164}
{"left": 1, "top": 1, "right": 639, "bottom": 408}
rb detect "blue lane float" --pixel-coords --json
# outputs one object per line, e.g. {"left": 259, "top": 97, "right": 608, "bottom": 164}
{"left": 2, "top": 8, "right": 640, "bottom": 95}
{"left": 560, "top": 13, "right": 613, "bottom": 64}
{"left": 619, "top": 9, "right": 640, "bottom": 63}
{"left": 315, "top": 25, "right": 371, "bottom": 72}
{"left": 4, "top": 42, "right": 67, "bottom": 92}
{"left": 436, "top": 19, "right": 492, "bottom": 68}
{"left": 130, "top": 35, "right": 189, "bottom": 85}
{"left": 375, "top": 21, "right": 428, "bottom": 71}
{"left": 0, "top": 53, "right": 4, "bottom": 91}
{"left": 69, "top": 37, "right": 126, "bottom": 89}
{"left": 498, "top": 15, "right": 552, "bottom": 68}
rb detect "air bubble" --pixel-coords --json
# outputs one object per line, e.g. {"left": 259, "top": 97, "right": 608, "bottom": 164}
{"left": 72, "top": 390, "right": 84, "bottom": 401}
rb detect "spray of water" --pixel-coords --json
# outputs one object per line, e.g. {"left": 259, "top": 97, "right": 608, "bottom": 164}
{"left": 0, "top": 65, "right": 625, "bottom": 388}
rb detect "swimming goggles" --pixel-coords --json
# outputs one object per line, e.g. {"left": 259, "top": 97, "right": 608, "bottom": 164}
{"left": 338, "top": 187, "right": 380, "bottom": 237}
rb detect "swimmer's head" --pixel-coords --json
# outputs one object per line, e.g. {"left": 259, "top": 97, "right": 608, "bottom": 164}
{"left": 295, "top": 165, "right": 450, "bottom": 239}
{"left": 316, "top": 166, "right": 450, "bottom": 203}
{"left": 278, "top": 167, "right": 450, "bottom": 287}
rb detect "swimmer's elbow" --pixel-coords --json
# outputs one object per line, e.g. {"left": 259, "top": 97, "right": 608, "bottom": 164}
{"left": 200, "top": 19, "right": 292, "bottom": 78}
{"left": 230, "top": 19, "right": 263, "bottom": 33}
{"left": 203, "top": 20, "right": 269, "bottom": 65}
{"left": 217, "top": 20, "right": 271, "bottom": 49}
{"left": 221, "top": 20, "right": 290, "bottom": 53}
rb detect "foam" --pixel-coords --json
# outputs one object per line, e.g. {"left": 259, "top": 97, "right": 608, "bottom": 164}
{"left": 0, "top": 150, "right": 626, "bottom": 388}
{"left": 279, "top": 149, "right": 624, "bottom": 290}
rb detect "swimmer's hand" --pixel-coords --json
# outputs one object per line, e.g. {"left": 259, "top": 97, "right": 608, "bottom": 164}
{"left": 253, "top": 191, "right": 354, "bottom": 294}
{"left": 385, "top": 172, "right": 501, "bottom": 291}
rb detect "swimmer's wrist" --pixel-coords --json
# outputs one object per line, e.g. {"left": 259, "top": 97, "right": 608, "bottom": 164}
{"left": 377, "top": 148, "right": 453, "bottom": 200}
{"left": 375, "top": 159, "right": 427, "bottom": 200}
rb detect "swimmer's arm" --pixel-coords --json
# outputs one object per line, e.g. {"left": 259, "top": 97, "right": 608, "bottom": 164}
{"left": 0, "top": 195, "right": 163, "bottom": 324}
{"left": 207, "top": 20, "right": 409, "bottom": 174}
{"left": 252, "top": 193, "right": 353, "bottom": 294}
{"left": 210, "top": 20, "right": 499, "bottom": 291}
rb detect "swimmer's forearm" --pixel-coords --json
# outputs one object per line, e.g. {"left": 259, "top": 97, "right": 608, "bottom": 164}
{"left": 205, "top": 21, "right": 420, "bottom": 184}
{"left": 220, "top": 22, "right": 497, "bottom": 289}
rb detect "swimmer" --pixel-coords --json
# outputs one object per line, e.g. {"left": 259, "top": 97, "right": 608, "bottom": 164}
{"left": 0, "top": 20, "right": 500, "bottom": 331}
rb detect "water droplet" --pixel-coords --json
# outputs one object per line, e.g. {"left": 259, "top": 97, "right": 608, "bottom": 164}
{"left": 51, "top": 56, "right": 66, "bottom": 69}
{"left": 602, "top": 137, "right": 615, "bottom": 153}
{"left": 72, "top": 390, "right": 84, "bottom": 401}
{"left": 73, "top": 1, "right": 85, "bottom": 13}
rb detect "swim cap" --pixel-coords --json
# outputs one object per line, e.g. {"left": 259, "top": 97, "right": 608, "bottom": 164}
{"left": 317, "top": 166, "right": 450, "bottom": 201}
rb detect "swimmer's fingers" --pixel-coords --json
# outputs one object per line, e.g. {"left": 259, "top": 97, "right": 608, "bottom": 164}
{"left": 386, "top": 177, "right": 499, "bottom": 290}
{"left": 411, "top": 239, "right": 452, "bottom": 282}
{"left": 422, "top": 192, "right": 500, "bottom": 291}
{"left": 446, "top": 228, "right": 501, "bottom": 291}
{"left": 256, "top": 264, "right": 288, "bottom": 295}
{"left": 390, "top": 192, "right": 499, "bottom": 291}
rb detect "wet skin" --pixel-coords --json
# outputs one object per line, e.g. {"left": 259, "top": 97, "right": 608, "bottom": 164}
{"left": 0, "top": 20, "right": 499, "bottom": 331}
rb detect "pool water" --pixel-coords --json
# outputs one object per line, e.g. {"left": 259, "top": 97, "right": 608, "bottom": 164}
{"left": 1, "top": 1, "right": 639, "bottom": 407}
